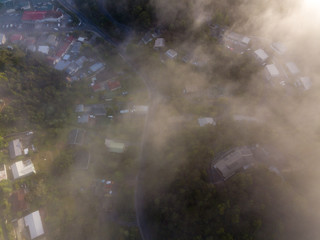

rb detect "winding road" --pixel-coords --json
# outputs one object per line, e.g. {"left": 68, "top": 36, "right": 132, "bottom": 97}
{"left": 56, "top": 1, "right": 153, "bottom": 239}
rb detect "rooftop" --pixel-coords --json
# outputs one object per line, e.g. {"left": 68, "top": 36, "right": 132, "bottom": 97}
{"left": 11, "top": 160, "right": 36, "bottom": 180}
{"left": 24, "top": 210, "right": 44, "bottom": 239}
{"left": 198, "top": 117, "right": 216, "bottom": 127}
{"left": 213, "top": 146, "right": 255, "bottom": 180}
{"left": 254, "top": 49, "right": 268, "bottom": 61}
{"left": 265, "top": 64, "right": 280, "bottom": 77}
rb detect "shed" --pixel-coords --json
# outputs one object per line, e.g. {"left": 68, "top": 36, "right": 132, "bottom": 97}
{"left": 9, "top": 139, "right": 23, "bottom": 159}
{"left": 254, "top": 49, "right": 268, "bottom": 63}
{"left": 165, "top": 49, "right": 178, "bottom": 59}
{"left": 198, "top": 117, "right": 216, "bottom": 127}
{"left": 265, "top": 64, "right": 280, "bottom": 80}
{"left": 285, "top": 62, "right": 300, "bottom": 75}
{"left": 154, "top": 38, "right": 165, "bottom": 49}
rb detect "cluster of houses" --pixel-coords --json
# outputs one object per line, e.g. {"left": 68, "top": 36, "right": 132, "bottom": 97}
{"left": 1, "top": 0, "right": 55, "bottom": 12}
{"left": 0, "top": 135, "right": 46, "bottom": 239}
{"left": 220, "top": 29, "right": 312, "bottom": 91}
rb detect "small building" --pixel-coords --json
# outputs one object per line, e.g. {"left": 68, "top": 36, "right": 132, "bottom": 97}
{"left": 0, "top": 33, "right": 6, "bottom": 45}
{"left": 75, "top": 104, "right": 85, "bottom": 113}
{"left": 46, "top": 34, "right": 58, "bottom": 46}
{"left": 154, "top": 38, "right": 165, "bottom": 49}
{"left": 54, "top": 60, "right": 71, "bottom": 71}
{"left": 142, "top": 32, "right": 153, "bottom": 45}
{"left": 11, "top": 160, "right": 36, "bottom": 180}
{"left": 212, "top": 146, "right": 255, "bottom": 181}
{"left": 89, "top": 62, "right": 104, "bottom": 73}
{"left": 70, "top": 41, "right": 81, "bottom": 54}
{"left": 10, "top": 34, "right": 23, "bottom": 43}
{"left": 90, "top": 104, "right": 106, "bottom": 117}
{"left": 133, "top": 105, "right": 148, "bottom": 114}
{"left": 77, "top": 37, "right": 85, "bottom": 42}
{"left": 165, "top": 49, "right": 178, "bottom": 59}
{"left": 10, "top": 189, "right": 28, "bottom": 213}
{"left": 22, "top": 10, "right": 63, "bottom": 23}
{"left": 223, "top": 31, "right": 251, "bottom": 52}
{"left": 271, "top": 42, "right": 286, "bottom": 55}
{"left": 75, "top": 56, "right": 87, "bottom": 67}
{"left": 66, "top": 62, "right": 80, "bottom": 75}
{"left": 107, "top": 80, "right": 121, "bottom": 91}
{"left": 0, "top": 165, "right": 7, "bottom": 182}
{"left": 78, "top": 114, "right": 89, "bottom": 124}
{"left": 105, "top": 139, "right": 125, "bottom": 153}
{"left": 265, "top": 64, "right": 280, "bottom": 81}
{"left": 254, "top": 49, "right": 268, "bottom": 63}
{"left": 23, "top": 211, "right": 44, "bottom": 239}
{"left": 68, "top": 129, "right": 86, "bottom": 145}
{"left": 285, "top": 62, "right": 300, "bottom": 76}
{"left": 298, "top": 77, "right": 312, "bottom": 91}
{"left": 38, "top": 45, "right": 49, "bottom": 55}
{"left": 9, "top": 139, "right": 23, "bottom": 159}
{"left": 198, "top": 117, "right": 216, "bottom": 127}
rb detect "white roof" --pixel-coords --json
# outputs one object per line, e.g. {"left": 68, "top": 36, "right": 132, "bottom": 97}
{"left": 11, "top": 160, "right": 36, "bottom": 179}
{"left": 271, "top": 42, "right": 286, "bottom": 55}
{"left": 63, "top": 54, "right": 70, "bottom": 60}
{"left": 133, "top": 105, "right": 148, "bottom": 113}
{"left": 286, "top": 62, "right": 300, "bottom": 75}
{"left": 166, "top": 49, "right": 178, "bottom": 59}
{"left": 0, "top": 33, "right": 6, "bottom": 43}
{"left": 24, "top": 211, "right": 44, "bottom": 239}
{"left": 241, "top": 36, "right": 250, "bottom": 45}
{"left": 198, "top": 117, "right": 216, "bottom": 127}
{"left": 265, "top": 64, "right": 280, "bottom": 77}
{"left": 254, "top": 49, "right": 268, "bottom": 61}
{"left": 154, "top": 38, "right": 165, "bottom": 48}
{"left": 78, "top": 37, "right": 85, "bottom": 42}
{"left": 38, "top": 45, "right": 49, "bottom": 55}
{"left": 300, "top": 77, "right": 312, "bottom": 90}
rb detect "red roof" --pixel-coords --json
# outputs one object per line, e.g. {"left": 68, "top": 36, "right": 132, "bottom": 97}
{"left": 22, "top": 11, "right": 62, "bottom": 21}
{"left": 22, "top": 11, "right": 47, "bottom": 21}
{"left": 10, "top": 34, "right": 23, "bottom": 42}
{"left": 24, "top": 37, "right": 36, "bottom": 46}
{"left": 55, "top": 36, "right": 74, "bottom": 58}
{"left": 107, "top": 80, "right": 121, "bottom": 91}
{"left": 92, "top": 83, "right": 103, "bottom": 91}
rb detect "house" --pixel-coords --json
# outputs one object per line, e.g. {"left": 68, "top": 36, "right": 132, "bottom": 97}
{"left": 154, "top": 38, "right": 165, "bottom": 49}
{"left": 212, "top": 146, "right": 255, "bottom": 181}
{"left": 271, "top": 42, "right": 286, "bottom": 55}
{"left": 92, "top": 82, "right": 106, "bottom": 92}
{"left": 285, "top": 62, "right": 300, "bottom": 76}
{"left": 298, "top": 77, "right": 312, "bottom": 91}
{"left": 223, "top": 31, "right": 251, "bottom": 52}
{"left": 254, "top": 49, "right": 268, "bottom": 63}
{"left": 142, "top": 32, "right": 153, "bottom": 45}
{"left": 68, "top": 129, "right": 86, "bottom": 145}
{"left": 10, "top": 34, "right": 23, "bottom": 43}
{"left": 78, "top": 114, "right": 89, "bottom": 124}
{"left": 89, "top": 62, "right": 104, "bottom": 73}
{"left": 38, "top": 45, "right": 49, "bottom": 55}
{"left": 46, "top": 34, "right": 58, "bottom": 46}
{"left": 198, "top": 117, "right": 216, "bottom": 127}
{"left": 265, "top": 64, "right": 282, "bottom": 83}
{"left": 70, "top": 41, "right": 81, "bottom": 54}
{"left": 10, "top": 189, "right": 28, "bottom": 213}
{"left": 74, "top": 148, "right": 90, "bottom": 170}
{"left": 90, "top": 104, "right": 106, "bottom": 117}
{"left": 66, "top": 62, "right": 80, "bottom": 75}
{"left": 133, "top": 105, "right": 148, "bottom": 114}
{"left": 23, "top": 210, "right": 44, "bottom": 239}
{"left": 9, "top": 139, "right": 23, "bottom": 159}
{"left": 77, "top": 37, "right": 85, "bottom": 42}
{"left": 11, "top": 160, "right": 36, "bottom": 180}
{"left": 75, "top": 104, "right": 85, "bottom": 113}
{"left": 165, "top": 49, "right": 178, "bottom": 59}
{"left": 0, "top": 33, "right": 6, "bottom": 45}
{"left": 0, "top": 165, "right": 7, "bottom": 181}
{"left": 22, "top": 10, "right": 63, "bottom": 23}
{"left": 55, "top": 36, "right": 74, "bottom": 60}
{"left": 107, "top": 80, "right": 121, "bottom": 91}
{"left": 75, "top": 56, "right": 87, "bottom": 67}
{"left": 54, "top": 60, "right": 71, "bottom": 71}
{"left": 105, "top": 139, "right": 125, "bottom": 153}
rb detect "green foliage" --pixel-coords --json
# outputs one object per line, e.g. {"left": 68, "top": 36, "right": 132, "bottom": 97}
{"left": 0, "top": 48, "right": 73, "bottom": 133}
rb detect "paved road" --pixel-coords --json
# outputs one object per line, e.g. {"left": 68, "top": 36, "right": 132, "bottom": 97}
{"left": 56, "top": 1, "right": 155, "bottom": 239}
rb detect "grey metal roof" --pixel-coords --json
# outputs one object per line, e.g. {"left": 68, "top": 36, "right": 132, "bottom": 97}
{"left": 9, "top": 139, "right": 23, "bottom": 159}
